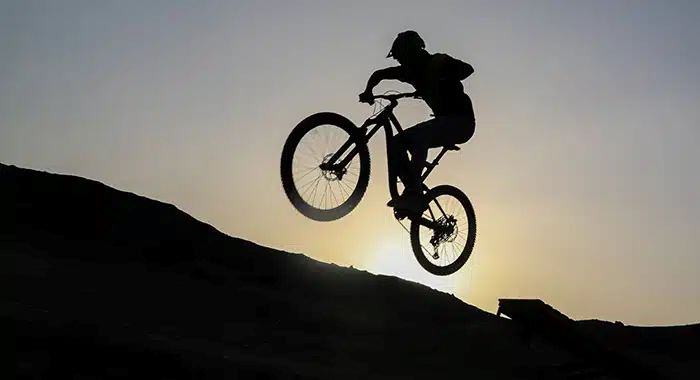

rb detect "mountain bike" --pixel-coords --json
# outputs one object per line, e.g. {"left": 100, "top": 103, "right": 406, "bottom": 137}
{"left": 280, "top": 92, "right": 476, "bottom": 276}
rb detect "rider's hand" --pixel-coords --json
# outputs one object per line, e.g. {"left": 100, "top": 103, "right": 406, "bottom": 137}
{"left": 358, "top": 91, "right": 375, "bottom": 105}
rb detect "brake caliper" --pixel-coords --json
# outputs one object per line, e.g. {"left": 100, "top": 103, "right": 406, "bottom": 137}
{"left": 320, "top": 154, "right": 347, "bottom": 181}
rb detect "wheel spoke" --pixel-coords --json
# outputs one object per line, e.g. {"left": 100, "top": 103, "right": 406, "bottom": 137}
{"left": 414, "top": 189, "right": 473, "bottom": 270}
{"left": 332, "top": 181, "right": 347, "bottom": 203}
{"left": 298, "top": 174, "right": 323, "bottom": 195}
{"left": 324, "top": 181, "right": 332, "bottom": 209}
{"left": 294, "top": 167, "right": 319, "bottom": 181}
{"left": 304, "top": 141, "right": 323, "bottom": 162}
{"left": 336, "top": 180, "right": 350, "bottom": 199}
{"left": 343, "top": 170, "right": 359, "bottom": 179}
{"left": 321, "top": 181, "right": 330, "bottom": 209}
{"left": 324, "top": 127, "right": 332, "bottom": 153}
{"left": 341, "top": 180, "right": 357, "bottom": 190}
{"left": 329, "top": 184, "right": 339, "bottom": 208}
{"left": 298, "top": 147, "right": 321, "bottom": 163}
{"left": 299, "top": 178, "right": 322, "bottom": 201}
{"left": 310, "top": 177, "right": 323, "bottom": 206}
{"left": 284, "top": 121, "right": 369, "bottom": 220}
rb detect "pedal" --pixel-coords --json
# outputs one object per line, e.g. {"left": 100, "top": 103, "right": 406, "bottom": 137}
{"left": 393, "top": 209, "right": 408, "bottom": 220}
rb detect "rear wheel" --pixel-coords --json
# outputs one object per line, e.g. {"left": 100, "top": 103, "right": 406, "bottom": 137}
{"left": 280, "top": 112, "right": 370, "bottom": 221}
{"left": 410, "top": 185, "right": 476, "bottom": 276}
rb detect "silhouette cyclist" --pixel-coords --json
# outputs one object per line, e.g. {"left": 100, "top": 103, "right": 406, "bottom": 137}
{"left": 359, "top": 30, "right": 476, "bottom": 213}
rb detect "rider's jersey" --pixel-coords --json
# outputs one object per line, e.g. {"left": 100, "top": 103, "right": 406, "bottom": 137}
{"left": 397, "top": 53, "right": 474, "bottom": 120}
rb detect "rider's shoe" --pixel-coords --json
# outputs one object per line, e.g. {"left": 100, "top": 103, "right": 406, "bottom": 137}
{"left": 387, "top": 190, "right": 424, "bottom": 216}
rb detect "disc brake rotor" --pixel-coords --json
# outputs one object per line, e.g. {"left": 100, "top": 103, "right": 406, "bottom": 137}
{"left": 320, "top": 153, "right": 347, "bottom": 181}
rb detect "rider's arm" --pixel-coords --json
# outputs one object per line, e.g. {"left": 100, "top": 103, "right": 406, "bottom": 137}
{"left": 362, "top": 66, "right": 407, "bottom": 93}
{"left": 437, "top": 54, "right": 474, "bottom": 81}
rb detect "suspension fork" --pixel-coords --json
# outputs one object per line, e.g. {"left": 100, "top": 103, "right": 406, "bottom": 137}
{"left": 319, "top": 121, "right": 383, "bottom": 171}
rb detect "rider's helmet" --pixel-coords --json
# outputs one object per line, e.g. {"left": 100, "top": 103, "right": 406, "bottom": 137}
{"left": 386, "top": 30, "right": 425, "bottom": 59}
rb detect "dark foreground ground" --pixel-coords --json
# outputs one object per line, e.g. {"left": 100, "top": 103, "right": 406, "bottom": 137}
{"left": 2, "top": 163, "right": 698, "bottom": 379}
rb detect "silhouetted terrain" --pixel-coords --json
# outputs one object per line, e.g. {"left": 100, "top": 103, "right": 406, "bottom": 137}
{"left": 2, "top": 163, "right": 698, "bottom": 379}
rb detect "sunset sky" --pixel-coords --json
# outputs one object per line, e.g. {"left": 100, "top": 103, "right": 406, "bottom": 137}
{"left": 2, "top": 1, "right": 699, "bottom": 325}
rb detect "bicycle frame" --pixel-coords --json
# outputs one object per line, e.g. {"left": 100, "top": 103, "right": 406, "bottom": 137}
{"left": 320, "top": 94, "right": 454, "bottom": 230}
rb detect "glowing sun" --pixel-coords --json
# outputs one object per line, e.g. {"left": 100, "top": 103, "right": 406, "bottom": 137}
{"left": 367, "top": 237, "right": 462, "bottom": 295}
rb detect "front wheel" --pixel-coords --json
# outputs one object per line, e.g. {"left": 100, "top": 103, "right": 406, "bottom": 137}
{"left": 410, "top": 185, "right": 476, "bottom": 276}
{"left": 280, "top": 112, "right": 371, "bottom": 221}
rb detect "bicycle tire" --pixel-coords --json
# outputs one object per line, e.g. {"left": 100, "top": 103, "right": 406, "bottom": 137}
{"left": 280, "top": 112, "right": 371, "bottom": 221}
{"left": 410, "top": 185, "right": 476, "bottom": 276}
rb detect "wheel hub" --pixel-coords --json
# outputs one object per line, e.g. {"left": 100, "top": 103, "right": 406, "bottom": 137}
{"left": 430, "top": 215, "right": 458, "bottom": 259}
{"left": 320, "top": 153, "right": 347, "bottom": 181}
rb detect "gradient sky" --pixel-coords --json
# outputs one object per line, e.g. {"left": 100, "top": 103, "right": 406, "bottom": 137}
{"left": 2, "top": 1, "right": 699, "bottom": 325}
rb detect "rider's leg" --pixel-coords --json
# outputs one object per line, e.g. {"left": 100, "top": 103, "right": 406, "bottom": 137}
{"left": 391, "top": 115, "right": 475, "bottom": 209}
{"left": 396, "top": 138, "right": 419, "bottom": 189}
{"left": 407, "top": 144, "right": 429, "bottom": 188}
{"left": 387, "top": 137, "right": 415, "bottom": 193}
{"left": 402, "top": 115, "right": 475, "bottom": 157}
{"left": 386, "top": 135, "right": 421, "bottom": 210}
{"left": 386, "top": 123, "right": 433, "bottom": 211}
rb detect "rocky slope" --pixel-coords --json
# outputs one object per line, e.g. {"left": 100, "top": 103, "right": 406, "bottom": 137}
{"left": 2, "top": 163, "right": 697, "bottom": 379}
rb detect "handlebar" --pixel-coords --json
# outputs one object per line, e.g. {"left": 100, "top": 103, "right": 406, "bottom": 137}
{"left": 371, "top": 92, "right": 420, "bottom": 101}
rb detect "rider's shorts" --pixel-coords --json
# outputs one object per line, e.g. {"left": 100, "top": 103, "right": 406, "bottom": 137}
{"left": 400, "top": 114, "right": 475, "bottom": 149}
